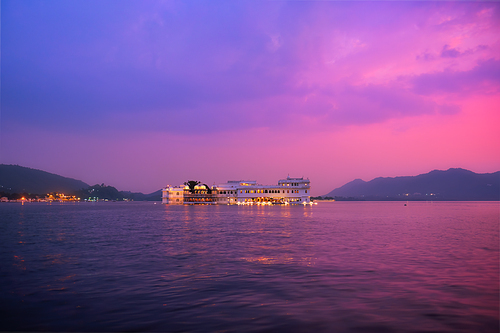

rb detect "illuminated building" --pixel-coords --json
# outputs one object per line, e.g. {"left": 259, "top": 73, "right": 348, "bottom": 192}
{"left": 162, "top": 177, "right": 311, "bottom": 205}
{"left": 161, "top": 186, "right": 184, "bottom": 204}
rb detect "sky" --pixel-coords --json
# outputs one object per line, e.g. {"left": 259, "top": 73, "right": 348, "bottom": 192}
{"left": 1, "top": 0, "right": 499, "bottom": 195}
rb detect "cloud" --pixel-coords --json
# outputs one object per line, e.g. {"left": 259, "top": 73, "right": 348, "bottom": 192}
{"left": 289, "top": 83, "right": 459, "bottom": 128}
{"left": 420, "top": 44, "right": 490, "bottom": 62}
{"left": 440, "top": 45, "right": 463, "bottom": 58}
{"left": 2, "top": 0, "right": 498, "bottom": 136}
{"left": 411, "top": 59, "right": 500, "bottom": 96}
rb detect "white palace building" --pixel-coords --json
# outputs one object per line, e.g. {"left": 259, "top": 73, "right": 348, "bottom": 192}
{"left": 162, "top": 177, "right": 311, "bottom": 205}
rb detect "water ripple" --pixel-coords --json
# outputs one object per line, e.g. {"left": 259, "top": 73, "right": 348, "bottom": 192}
{"left": 0, "top": 201, "right": 498, "bottom": 332}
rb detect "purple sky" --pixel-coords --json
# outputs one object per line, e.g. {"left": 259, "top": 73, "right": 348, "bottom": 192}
{"left": 1, "top": 0, "right": 499, "bottom": 195}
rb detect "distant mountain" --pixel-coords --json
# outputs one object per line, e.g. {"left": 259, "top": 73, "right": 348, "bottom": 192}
{"left": 0, "top": 164, "right": 89, "bottom": 194}
{"left": 325, "top": 168, "right": 499, "bottom": 201}
{"left": 120, "top": 189, "right": 162, "bottom": 201}
{"left": 0, "top": 164, "right": 162, "bottom": 201}
{"left": 73, "top": 184, "right": 125, "bottom": 201}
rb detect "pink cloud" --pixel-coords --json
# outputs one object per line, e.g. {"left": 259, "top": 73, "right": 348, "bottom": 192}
{"left": 411, "top": 59, "right": 500, "bottom": 96}
{"left": 2, "top": 1, "right": 499, "bottom": 194}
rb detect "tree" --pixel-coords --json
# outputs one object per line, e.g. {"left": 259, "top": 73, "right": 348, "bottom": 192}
{"left": 184, "top": 180, "right": 200, "bottom": 193}
{"left": 202, "top": 183, "right": 212, "bottom": 194}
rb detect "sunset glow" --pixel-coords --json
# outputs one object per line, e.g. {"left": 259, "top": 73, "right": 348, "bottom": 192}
{"left": 2, "top": 1, "right": 499, "bottom": 195}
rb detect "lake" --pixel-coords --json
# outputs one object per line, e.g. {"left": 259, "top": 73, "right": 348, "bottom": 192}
{"left": 0, "top": 201, "right": 498, "bottom": 332}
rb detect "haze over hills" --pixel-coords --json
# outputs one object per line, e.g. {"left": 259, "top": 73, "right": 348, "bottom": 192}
{"left": 0, "top": 164, "right": 161, "bottom": 200}
{"left": 324, "top": 168, "right": 499, "bottom": 201}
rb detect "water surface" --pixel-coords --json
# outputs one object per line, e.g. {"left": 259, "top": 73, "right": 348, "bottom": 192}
{"left": 0, "top": 201, "right": 498, "bottom": 332}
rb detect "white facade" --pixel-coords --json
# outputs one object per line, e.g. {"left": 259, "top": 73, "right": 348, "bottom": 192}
{"left": 213, "top": 180, "right": 240, "bottom": 205}
{"left": 161, "top": 186, "right": 185, "bottom": 204}
{"left": 217, "top": 177, "right": 311, "bottom": 205}
{"left": 162, "top": 177, "right": 311, "bottom": 205}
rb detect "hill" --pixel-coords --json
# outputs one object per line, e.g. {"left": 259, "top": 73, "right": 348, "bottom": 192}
{"left": 324, "top": 168, "right": 499, "bottom": 201}
{"left": 0, "top": 164, "right": 162, "bottom": 201}
{"left": 119, "top": 189, "right": 162, "bottom": 201}
{"left": 68, "top": 185, "right": 162, "bottom": 201}
{"left": 0, "top": 164, "right": 90, "bottom": 194}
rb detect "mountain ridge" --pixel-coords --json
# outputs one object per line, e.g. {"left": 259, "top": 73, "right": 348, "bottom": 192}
{"left": 2, "top": 164, "right": 498, "bottom": 201}
{"left": 324, "top": 168, "right": 499, "bottom": 200}
{"left": 0, "top": 164, "right": 90, "bottom": 194}
{"left": 0, "top": 164, "right": 161, "bottom": 200}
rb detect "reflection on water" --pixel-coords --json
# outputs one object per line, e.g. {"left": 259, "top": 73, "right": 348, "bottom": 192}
{"left": 0, "top": 201, "right": 498, "bottom": 332}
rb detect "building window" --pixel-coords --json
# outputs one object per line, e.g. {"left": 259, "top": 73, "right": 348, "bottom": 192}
{"left": 305, "top": 190, "right": 307, "bottom": 193}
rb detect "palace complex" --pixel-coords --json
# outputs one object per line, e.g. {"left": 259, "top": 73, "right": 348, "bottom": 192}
{"left": 162, "top": 177, "right": 311, "bottom": 205}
